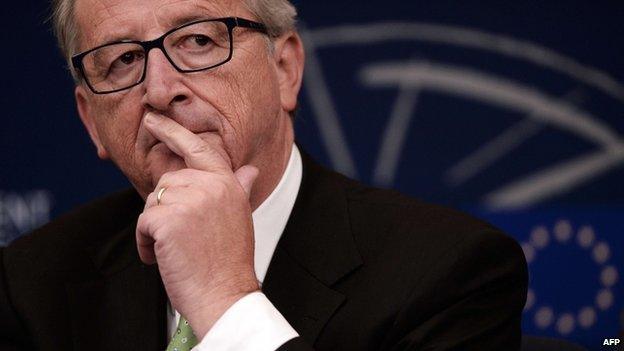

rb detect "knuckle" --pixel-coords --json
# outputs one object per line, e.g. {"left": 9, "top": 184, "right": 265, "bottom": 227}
{"left": 136, "top": 213, "right": 153, "bottom": 237}
{"left": 153, "top": 239, "right": 165, "bottom": 252}
{"left": 138, "top": 208, "right": 154, "bottom": 223}
{"left": 210, "top": 178, "right": 230, "bottom": 200}
{"left": 163, "top": 122, "right": 178, "bottom": 136}
{"left": 158, "top": 172, "right": 172, "bottom": 187}
{"left": 150, "top": 222, "right": 166, "bottom": 242}
{"left": 138, "top": 209, "right": 152, "bottom": 221}
{"left": 145, "top": 192, "right": 156, "bottom": 205}
{"left": 188, "top": 141, "right": 210, "bottom": 156}
{"left": 136, "top": 213, "right": 145, "bottom": 228}
{"left": 158, "top": 170, "right": 185, "bottom": 187}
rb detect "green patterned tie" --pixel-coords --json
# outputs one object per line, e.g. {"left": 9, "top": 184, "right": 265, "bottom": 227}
{"left": 166, "top": 317, "right": 199, "bottom": 351}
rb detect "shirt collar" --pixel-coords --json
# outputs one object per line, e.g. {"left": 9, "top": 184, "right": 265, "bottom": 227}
{"left": 252, "top": 144, "right": 303, "bottom": 284}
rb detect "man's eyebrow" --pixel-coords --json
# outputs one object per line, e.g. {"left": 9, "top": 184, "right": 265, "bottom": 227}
{"left": 167, "top": 14, "right": 215, "bottom": 29}
{"left": 91, "top": 12, "right": 219, "bottom": 47}
{"left": 96, "top": 32, "right": 137, "bottom": 47}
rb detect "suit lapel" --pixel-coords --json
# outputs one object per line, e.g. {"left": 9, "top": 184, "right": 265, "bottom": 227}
{"left": 263, "top": 151, "right": 363, "bottom": 345}
{"left": 66, "top": 221, "right": 167, "bottom": 351}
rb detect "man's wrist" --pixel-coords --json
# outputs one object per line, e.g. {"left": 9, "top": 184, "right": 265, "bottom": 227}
{"left": 187, "top": 280, "right": 260, "bottom": 338}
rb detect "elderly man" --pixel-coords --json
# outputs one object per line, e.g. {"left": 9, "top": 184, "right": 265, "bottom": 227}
{"left": 0, "top": 0, "right": 527, "bottom": 350}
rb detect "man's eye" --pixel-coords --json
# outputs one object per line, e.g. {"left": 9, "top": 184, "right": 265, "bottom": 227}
{"left": 105, "top": 50, "right": 145, "bottom": 78}
{"left": 186, "top": 34, "right": 213, "bottom": 47}
{"left": 193, "top": 35, "right": 211, "bottom": 46}
{"left": 118, "top": 51, "right": 142, "bottom": 65}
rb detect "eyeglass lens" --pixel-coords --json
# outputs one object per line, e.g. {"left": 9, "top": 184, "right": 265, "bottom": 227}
{"left": 81, "top": 20, "right": 231, "bottom": 93}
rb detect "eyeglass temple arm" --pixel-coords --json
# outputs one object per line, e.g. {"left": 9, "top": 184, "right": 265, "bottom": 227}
{"left": 234, "top": 17, "right": 268, "bottom": 34}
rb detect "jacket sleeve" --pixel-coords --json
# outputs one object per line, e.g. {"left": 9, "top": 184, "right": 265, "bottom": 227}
{"left": 0, "top": 248, "right": 30, "bottom": 351}
{"left": 278, "top": 231, "right": 527, "bottom": 351}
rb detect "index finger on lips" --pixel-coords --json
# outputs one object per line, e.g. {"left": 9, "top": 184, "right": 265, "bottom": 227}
{"left": 143, "top": 112, "right": 231, "bottom": 173}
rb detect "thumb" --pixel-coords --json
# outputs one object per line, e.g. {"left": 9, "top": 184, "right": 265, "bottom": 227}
{"left": 234, "top": 165, "right": 259, "bottom": 198}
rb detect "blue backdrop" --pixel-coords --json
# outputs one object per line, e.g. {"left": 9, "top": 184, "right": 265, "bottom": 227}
{"left": 1, "top": 1, "right": 622, "bottom": 349}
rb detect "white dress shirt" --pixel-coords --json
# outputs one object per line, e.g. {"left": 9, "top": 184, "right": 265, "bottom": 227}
{"left": 166, "top": 144, "right": 303, "bottom": 351}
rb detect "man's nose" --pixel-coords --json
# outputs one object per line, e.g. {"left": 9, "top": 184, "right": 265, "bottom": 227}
{"left": 141, "top": 49, "right": 190, "bottom": 111}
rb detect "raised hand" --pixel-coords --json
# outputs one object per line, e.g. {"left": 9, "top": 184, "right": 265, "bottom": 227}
{"left": 136, "top": 112, "right": 260, "bottom": 339}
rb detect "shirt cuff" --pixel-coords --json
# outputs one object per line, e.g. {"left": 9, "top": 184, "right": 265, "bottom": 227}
{"left": 191, "top": 291, "right": 299, "bottom": 351}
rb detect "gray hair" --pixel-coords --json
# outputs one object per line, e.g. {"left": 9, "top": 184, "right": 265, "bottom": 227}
{"left": 50, "top": 0, "right": 298, "bottom": 81}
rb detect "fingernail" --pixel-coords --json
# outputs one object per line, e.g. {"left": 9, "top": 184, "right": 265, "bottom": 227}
{"left": 144, "top": 112, "right": 159, "bottom": 125}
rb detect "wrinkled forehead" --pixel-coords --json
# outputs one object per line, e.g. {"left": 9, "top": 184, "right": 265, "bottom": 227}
{"left": 74, "top": 0, "right": 248, "bottom": 50}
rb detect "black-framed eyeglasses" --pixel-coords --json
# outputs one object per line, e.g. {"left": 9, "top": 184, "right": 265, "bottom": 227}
{"left": 71, "top": 17, "right": 268, "bottom": 94}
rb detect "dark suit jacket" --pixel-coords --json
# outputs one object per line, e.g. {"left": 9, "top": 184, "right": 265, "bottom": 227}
{"left": 0, "top": 152, "right": 527, "bottom": 350}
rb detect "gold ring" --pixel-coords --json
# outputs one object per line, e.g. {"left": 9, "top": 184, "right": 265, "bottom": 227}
{"left": 156, "top": 187, "right": 167, "bottom": 205}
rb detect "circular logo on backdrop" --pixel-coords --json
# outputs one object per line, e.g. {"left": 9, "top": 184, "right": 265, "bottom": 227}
{"left": 522, "top": 219, "right": 618, "bottom": 335}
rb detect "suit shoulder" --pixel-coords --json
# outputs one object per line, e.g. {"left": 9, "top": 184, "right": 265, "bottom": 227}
{"left": 4, "top": 188, "right": 142, "bottom": 269}
{"left": 345, "top": 180, "right": 498, "bottom": 236}
{"left": 340, "top": 180, "right": 527, "bottom": 301}
{"left": 343, "top": 180, "right": 521, "bottom": 261}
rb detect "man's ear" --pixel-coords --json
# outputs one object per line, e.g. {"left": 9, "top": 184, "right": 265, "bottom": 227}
{"left": 75, "top": 85, "right": 109, "bottom": 159}
{"left": 273, "top": 31, "right": 305, "bottom": 114}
